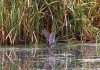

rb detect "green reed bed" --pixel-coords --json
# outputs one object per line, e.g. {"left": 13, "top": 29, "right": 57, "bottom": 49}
{"left": 0, "top": 0, "right": 99, "bottom": 45}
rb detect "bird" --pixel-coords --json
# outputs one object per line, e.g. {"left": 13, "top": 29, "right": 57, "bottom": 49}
{"left": 42, "top": 30, "right": 55, "bottom": 48}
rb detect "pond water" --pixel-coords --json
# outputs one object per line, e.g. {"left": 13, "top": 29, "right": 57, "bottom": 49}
{"left": 0, "top": 43, "right": 100, "bottom": 70}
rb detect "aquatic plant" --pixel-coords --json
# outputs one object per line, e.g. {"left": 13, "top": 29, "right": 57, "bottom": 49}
{"left": 0, "top": 0, "right": 99, "bottom": 45}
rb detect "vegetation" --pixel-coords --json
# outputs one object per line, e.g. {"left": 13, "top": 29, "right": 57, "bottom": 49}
{"left": 0, "top": 0, "right": 100, "bottom": 45}
{"left": 0, "top": 0, "right": 100, "bottom": 69}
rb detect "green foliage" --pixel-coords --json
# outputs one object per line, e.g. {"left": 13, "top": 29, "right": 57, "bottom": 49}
{"left": 0, "top": 0, "right": 99, "bottom": 45}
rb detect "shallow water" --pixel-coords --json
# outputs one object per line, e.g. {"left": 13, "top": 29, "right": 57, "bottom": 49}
{"left": 0, "top": 43, "right": 100, "bottom": 70}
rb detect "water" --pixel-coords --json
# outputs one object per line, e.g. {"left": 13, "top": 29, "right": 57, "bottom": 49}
{"left": 0, "top": 43, "right": 100, "bottom": 70}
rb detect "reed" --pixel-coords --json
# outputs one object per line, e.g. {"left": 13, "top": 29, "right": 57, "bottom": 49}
{"left": 0, "top": 0, "right": 99, "bottom": 45}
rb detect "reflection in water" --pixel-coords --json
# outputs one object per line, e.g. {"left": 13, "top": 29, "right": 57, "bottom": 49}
{"left": 0, "top": 44, "right": 99, "bottom": 70}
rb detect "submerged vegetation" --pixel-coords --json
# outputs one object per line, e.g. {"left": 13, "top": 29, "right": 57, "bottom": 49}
{"left": 0, "top": 0, "right": 100, "bottom": 45}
